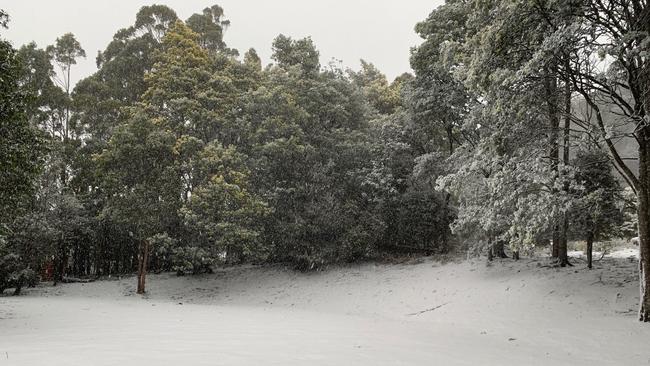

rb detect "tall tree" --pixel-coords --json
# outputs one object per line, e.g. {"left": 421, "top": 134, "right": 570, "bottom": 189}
{"left": 97, "top": 111, "right": 179, "bottom": 293}
{"left": 46, "top": 33, "right": 85, "bottom": 187}
{"left": 0, "top": 9, "right": 46, "bottom": 294}
{"left": 0, "top": 12, "right": 45, "bottom": 224}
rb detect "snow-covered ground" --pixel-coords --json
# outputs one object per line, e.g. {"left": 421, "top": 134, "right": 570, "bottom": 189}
{"left": 2, "top": 252, "right": 650, "bottom": 365}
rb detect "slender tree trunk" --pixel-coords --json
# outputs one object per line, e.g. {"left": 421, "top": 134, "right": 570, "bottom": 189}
{"left": 136, "top": 240, "right": 150, "bottom": 294}
{"left": 558, "top": 68, "right": 572, "bottom": 267}
{"left": 53, "top": 239, "right": 66, "bottom": 285}
{"left": 513, "top": 251, "right": 520, "bottom": 260}
{"left": 544, "top": 68, "right": 561, "bottom": 258}
{"left": 487, "top": 237, "right": 494, "bottom": 261}
{"left": 441, "top": 124, "right": 455, "bottom": 249}
{"left": 559, "top": 215, "right": 570, "bottom": 267}
{"left": 61, "top": 63, "right": 71, "bottom": 188}
{"left": 586, "top": 232, "right": 594, "bottom": 269}
{"left": 636, "top": 2, "right": 649, "bottom": 304}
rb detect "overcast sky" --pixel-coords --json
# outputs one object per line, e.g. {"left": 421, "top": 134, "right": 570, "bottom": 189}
{"left": 2, "top": 1, "right": 442, "bottom": 86}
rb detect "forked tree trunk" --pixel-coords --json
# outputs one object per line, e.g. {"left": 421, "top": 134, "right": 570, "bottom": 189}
{"left": 136, "top": 240, "right": 150, "bottom": 295}
{"left": 586, "top": 232, "right": 594, "bottom": 270}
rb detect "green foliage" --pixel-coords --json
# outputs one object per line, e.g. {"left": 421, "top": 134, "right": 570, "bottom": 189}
{"left": 0, "top": 25, "right": 45, "bottom": 286}
{"left": 133, "top": 4, "right": 178, "bottom": 42}
{"left": 271, "top": 35, "right": 320, "bottom": 76}
{"left": 186, "top": 5, "right": 236, "bottom": 55}
{"left": 0, "top": 248, "right": 37, "bottom": 295}
{"left": 348, "top": 60, "right": 401, "bottom": 115}
{"left": 0, "top": 9, "right": 8, "bottom": 29}
{"left": 48, "top": 33, "right": 85, "bottom": 71}
{"left": 0, "top": 33, "right": 46, "bottom": 224}
{"left": 181, "top": 143, "right": 271, "bottom": 265}
{"left": 98, "top": 110, "right": 180, "bottom": 240}
{"left": 5, "top": 3, "right": 478, "bottom": 282}
{"left": 568, "top": 149, "right": 624, "bottom": 241}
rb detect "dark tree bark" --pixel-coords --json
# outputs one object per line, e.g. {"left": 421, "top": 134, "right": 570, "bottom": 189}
{"left": 559, "top": 215, "right": 570, "bottom": 267}
{"left": 53, "top": 241, "right": 66, "bottom": 286}
{"left": 490, "top": 240, "right": 508, "bottom": 259}
{"left": 513, "top": 251, "right": 520, "bottom": 260}
{"left": 552, "top": 231, "right": 559, "bottom": 258}
{"left": 136, "top": 240, "right": 150, "bottom": 294}
{"left": 586, "top": 232, "right": 594, "bottom": 269}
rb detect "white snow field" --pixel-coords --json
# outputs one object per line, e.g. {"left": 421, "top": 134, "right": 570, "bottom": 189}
{"left": 2, "top": 253, "right": 650, "bottom": 365}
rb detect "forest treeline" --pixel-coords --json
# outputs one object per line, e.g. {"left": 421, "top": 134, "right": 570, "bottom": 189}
{"left": 0, "top": 4, "right": 454, "bottom": 290}
{"left": 1, "top": 1, "right": 649, "bottom": 319}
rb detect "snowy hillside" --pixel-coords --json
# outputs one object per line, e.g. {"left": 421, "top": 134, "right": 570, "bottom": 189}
{"left": 1, "top": 253, "right": 649, "bottom": 366}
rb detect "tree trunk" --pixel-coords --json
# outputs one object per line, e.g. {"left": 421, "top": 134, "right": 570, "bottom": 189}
{"left": 639, "top": 130, "right": 650, "bottom": 321}
{"left": 638, "top": 6, "right": 650, "bottom": 320}
{"left": 136, "top": 240, "right": 150, "bottom": 295}
{"left": 53, "top": 241, "right": 66, "bottom": 286}
{"left": 544, "top": 67, "right": 561, "bottom": 258}
{"left": 586, "top": 232, "right": 594, "bottom": 269}
{"left": 559, "top": 216, "right": 570, "bottom": 267}
{"left": 492, "top": 240, "right": 508, "bottom": 259}
{"left": 636, "top": 5, "right": 650, "bottom": 322}
{"left": 558, "top": 65, "right": 571, "bottom": 267}
{"left": 513, "top": 251, "right": 520, "bottom": 260}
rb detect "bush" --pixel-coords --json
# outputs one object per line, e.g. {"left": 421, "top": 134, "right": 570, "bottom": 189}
{"left": 0, "top": 253, "right": 38, "bottom": 295}
{"left": 171, "top": 246, "right": 215, "bottom": 275}
{"left": 381, "top": 189, "right": 453, "bottom": 254}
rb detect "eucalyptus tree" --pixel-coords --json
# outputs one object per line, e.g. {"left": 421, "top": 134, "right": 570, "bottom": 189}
{"left": 0, "top": 10, "right": 46, "bottom": 293}
{"left": 0, "top": 13, "right": 45, "bottom": 222}
{"left": 76, "top": 4, "right": 179, "bottom": 146}
{"left": 186, "top": 5, "right": 237, "bottom": 56}
{"left": 46, "top": 33, "right": 85, "bottom": 187}
{"left": 97, "top": 110, "right": 179, "bottom": 293}
{"left": 97, "top": 18, "right": 262, "bottom": 290}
